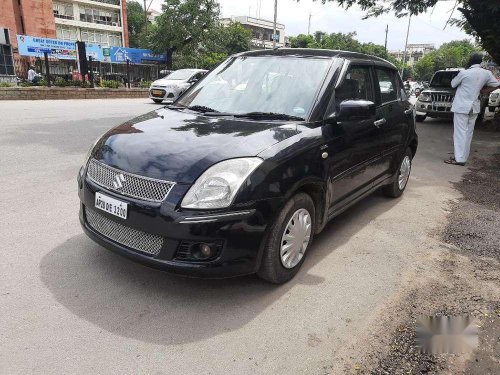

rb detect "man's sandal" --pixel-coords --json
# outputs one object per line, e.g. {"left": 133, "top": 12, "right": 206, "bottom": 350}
{"left": 444, "top": 157, "right": 465, "bottom": 166}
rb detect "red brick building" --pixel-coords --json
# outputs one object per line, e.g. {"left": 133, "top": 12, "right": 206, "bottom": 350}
{"left": 0, "top": 0, "right": 129, "bottom": 49}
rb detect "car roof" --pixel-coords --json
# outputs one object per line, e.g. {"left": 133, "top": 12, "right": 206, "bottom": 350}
{"left": 236, "top": 48, "right": 396, "bottom": 69}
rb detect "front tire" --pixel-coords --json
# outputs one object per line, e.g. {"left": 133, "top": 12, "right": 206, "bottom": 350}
{"left": 383, "top": 148, "right": 413, "bottom": 198}
{"left": 415, "top": 114, "right": 426, "bottom": 122}
{"left": 257, "top": 193, "right": 315, "bottom": 284}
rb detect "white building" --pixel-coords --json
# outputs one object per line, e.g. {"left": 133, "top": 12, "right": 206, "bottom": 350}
{"left": 52, "top": 0, "right": 127, "bottom": 47}
{"left": 221, "top": 16, "right": 286, "bottom": 49}
{"left": 390, "top": 44, "right": 436, "bottom": 66}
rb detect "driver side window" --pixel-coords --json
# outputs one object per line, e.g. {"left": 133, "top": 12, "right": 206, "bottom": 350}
{"left": 335, "top": 66, "right": 374, "bottom": 109}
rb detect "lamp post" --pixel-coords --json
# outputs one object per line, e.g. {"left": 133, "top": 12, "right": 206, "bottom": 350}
{"left": 273, "top": 0, "right": 278, "bottom": 48}
{"left": 400, "top": 14, "right": 412, "bottom": 78}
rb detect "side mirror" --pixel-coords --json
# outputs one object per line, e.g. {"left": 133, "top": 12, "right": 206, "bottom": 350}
{"left": 335, "top": 100, "right": 376, "bottom": 122}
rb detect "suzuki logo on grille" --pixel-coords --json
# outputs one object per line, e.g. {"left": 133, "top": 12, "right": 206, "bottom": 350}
{"left": 113, "top": 174, "right": 126, "bottom": 189}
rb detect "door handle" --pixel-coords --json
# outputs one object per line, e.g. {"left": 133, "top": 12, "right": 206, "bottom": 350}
{"left": 374, "top": 118, "right": 386, "bottom": 128}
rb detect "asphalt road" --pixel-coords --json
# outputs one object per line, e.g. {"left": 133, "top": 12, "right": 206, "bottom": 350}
{"left": 0, "top": 99, "right": 494, "bottom": 374}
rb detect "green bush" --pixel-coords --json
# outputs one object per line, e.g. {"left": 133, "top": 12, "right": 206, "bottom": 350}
{"left": 19, "top": 81, "right": 31, "bottom": 87}
{"left": 0, "top": 82, "right": 14, "bottom": 87}
{"left": 54, "top": 77, "right": 67, "bottom": 87}
{"left": 101, "top": 80, "right": 121, "bottom": 89}
{"left": 139, "top": 81, "right": 152, "bottom": 88}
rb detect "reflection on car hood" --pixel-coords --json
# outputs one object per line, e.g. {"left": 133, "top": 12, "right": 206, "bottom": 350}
{"left": 152, "top": 78, "right": 185, "bottom": 86}
{"left": 92, "top": 108, "right": 302, "bottom": 184}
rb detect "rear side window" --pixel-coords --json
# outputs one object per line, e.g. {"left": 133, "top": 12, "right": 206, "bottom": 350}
{"left": 375, "top": 69, "right": 398, "bottom": 104}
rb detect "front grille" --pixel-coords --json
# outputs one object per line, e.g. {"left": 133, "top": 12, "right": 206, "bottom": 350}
{"left": 86, "top": 159, "right": 175, "bottom": 202}
{"left": 431, "top": 93, "right": 454, "bottom": 112}
{"left": 85, "top": 207, "right": 163, "bottom": 256}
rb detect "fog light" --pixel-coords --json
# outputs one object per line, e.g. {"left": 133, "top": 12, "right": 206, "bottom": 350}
{"left": 200, "top": 243, "right": 212, "bottom": 258}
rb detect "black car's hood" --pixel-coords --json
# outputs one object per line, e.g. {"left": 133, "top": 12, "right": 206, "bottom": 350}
{"left": 92, "top": 108, "right": 301, "bottom": 184}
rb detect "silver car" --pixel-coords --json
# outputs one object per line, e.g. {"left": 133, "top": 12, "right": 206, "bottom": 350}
{"left": 149, "top": 69, "right": 208, "bottom": 103}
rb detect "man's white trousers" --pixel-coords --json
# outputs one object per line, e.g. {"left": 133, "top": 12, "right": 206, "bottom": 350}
{"left": 453, "top": 111, "right": 478, "bottom": 163}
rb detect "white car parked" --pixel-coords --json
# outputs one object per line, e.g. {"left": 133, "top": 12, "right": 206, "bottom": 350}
{"left": 488, "top": 88, "right": 500, "bottom": 113}
{"left": 149, "top": 69, "right": 208, "bottom": 103}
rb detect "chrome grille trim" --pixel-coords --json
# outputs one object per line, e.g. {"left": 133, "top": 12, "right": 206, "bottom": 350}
{"left": 86, "top": 159, "right": 175, "bottom": 202}
{"left": 431, "top": 93, "right": 454, "bottom": 112}
{"left": 85, "top": 207, "right": 163, "bottom": 256}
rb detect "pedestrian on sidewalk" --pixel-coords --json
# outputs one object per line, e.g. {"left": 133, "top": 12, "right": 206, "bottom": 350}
{"left": 445, "top": 53, "right": 499, "bottom": 166}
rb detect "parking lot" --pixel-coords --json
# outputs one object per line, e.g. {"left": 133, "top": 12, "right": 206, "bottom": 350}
{"left": 1, "top": 99, "right": 499, "bottom": 374}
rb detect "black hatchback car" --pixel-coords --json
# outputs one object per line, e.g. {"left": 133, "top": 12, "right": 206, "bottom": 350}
{"left": 78, "top": 49, "right": 417, "bottom": 284}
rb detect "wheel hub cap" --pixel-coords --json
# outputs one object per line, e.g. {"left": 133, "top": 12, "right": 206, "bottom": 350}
{"left": 398, "top": 155, "right": 411, "bottom": 190}
{"left": 280, "top": 208, "right": 312, "bottom": 269}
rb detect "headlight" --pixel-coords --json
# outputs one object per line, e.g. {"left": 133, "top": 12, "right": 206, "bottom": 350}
{"left": 490, "top": 93, "right": 499, "bottom": 100}
{"left": 83, "top": 136, "right": 101, "bottom": 168}
{"left": 181, "top": 158, "right": 263, "bottom": 209}
{"left": 419, "top": 92, "right": 431, "bottom": 102}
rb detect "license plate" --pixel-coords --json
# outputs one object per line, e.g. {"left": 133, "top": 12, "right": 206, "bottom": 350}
{"left": 434, "top": 102, "right": 451, "bottom": 107}
{"left": 151, "top": 89, "right": 163, "bottom": 96}
{"left": 95, "top": 192, "right": 128, "bottom": 219}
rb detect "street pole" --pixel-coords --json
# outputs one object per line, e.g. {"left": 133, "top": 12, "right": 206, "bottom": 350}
{"left": 143, "top": 0, "right": 148, "bottom": 24}
{"left": 273, "top": 0, "right": 278, "bottom": 48}
{"left": 384, "top": 25, "right": 388, "bottom": 52}
{"left": 400, "top": 15, "right": 412, "bottom": 78}
{"left": 308, "top": 10, "right": 312, "bottom": 35}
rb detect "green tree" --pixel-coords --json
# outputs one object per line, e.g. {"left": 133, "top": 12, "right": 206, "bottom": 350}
{"left": 289, "top": 31, "right": 392, "bottom": 61}
{"left": 413, "top": 40, "right": 480, "bottom": 80}
{"left": 145, "top": 0, "right": 220, "bottom": 69}
{"left": 127, "top": 1, "right": 147, "bottom": 48}
{"left": 304, "top": 0, "right": 500, "bottom": 64}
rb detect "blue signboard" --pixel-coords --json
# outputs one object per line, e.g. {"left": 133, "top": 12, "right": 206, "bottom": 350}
{"left": 17, "top": 35, "right": 77, "bottom": 60}
{"left": 109, "top": 47, "right": 167, "bottom": 64}
{"left": 17, "top": 34, "right": 104, "bottom": 61}
{"left": 17, "top": 35, "right": 165, "bottom": 64}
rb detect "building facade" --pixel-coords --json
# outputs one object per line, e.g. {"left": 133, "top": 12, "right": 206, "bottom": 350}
{"left": 390, "top": 44, "right": 435, "bottom": 66}
{"left": 0, "top": 0, "right": 129, "bottom": 49}
{"left": 221, "top": 16, "right": 286, "bottom": 49}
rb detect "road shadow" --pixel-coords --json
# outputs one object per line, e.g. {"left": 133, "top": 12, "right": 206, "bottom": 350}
{"left": 40, "top": 191, "right": 401, "bottom": 345}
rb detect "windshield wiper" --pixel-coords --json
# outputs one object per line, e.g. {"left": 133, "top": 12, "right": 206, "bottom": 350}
{"left": 234, "top": 112, "right": 305, "bottom": 121}
{"left": 186, "top": 105, "right": 220, "bottom": 113}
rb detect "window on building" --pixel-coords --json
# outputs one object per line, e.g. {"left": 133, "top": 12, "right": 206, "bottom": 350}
{"left": 80, "top": 29, "right": 122, "bottom": 47}
{"left": 79, "top": 7, "right": 121, "bottom": 26}
{"left": 56, "top": 26, "right": 78, "bottom": 41}
{"left": 53, "top": 2, "right": 74, "bottom": 20}
{"left": 0, "top": 44, "right": 15, "bottom": 76}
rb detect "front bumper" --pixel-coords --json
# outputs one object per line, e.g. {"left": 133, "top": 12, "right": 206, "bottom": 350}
{"left": 415, "top": 101, "right": 453, "bottom": 117}
{"left": 149, "top": 88, "right": 177, "bottom": 101}
{"left": 78, "top": 173, "right": 283, "bottom": 278}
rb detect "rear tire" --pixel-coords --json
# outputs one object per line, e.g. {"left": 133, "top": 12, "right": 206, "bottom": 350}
{"left": 257, "top": 193, "right": 315, "bottom": 284}
{"left": 383, "top": 148, "right": 413, "bottom": 198}
{"left": 153, "top": 99, "right": 163, "bottom": 104}
{"left": 415, "top": 114, "right": 426, "bottom": 122}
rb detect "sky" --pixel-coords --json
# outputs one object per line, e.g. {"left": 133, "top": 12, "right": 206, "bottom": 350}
{"left": 147, "top": 0, "right": 471, "bottom": 51}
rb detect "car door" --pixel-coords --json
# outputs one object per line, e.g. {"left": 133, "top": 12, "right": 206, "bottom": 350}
{"left": 323, "top": 63, "right": 385, "bottom": 208}
{"left": 373, "top": 67, "right": 412, "bottom": 174}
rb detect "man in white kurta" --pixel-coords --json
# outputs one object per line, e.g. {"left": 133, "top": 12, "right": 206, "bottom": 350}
{"left": 448, "top": 54, "right": 499, "bottom": 165}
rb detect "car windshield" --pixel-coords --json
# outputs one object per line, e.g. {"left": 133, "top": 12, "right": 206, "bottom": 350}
{"left": 430, "top": 71, "right": 460, "bottom": 87}
{"left": 177, "top": 56, "right": 332, "bottom": 118}
{"left": 167, "top": 70, "right": 196, "bottom": 80}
